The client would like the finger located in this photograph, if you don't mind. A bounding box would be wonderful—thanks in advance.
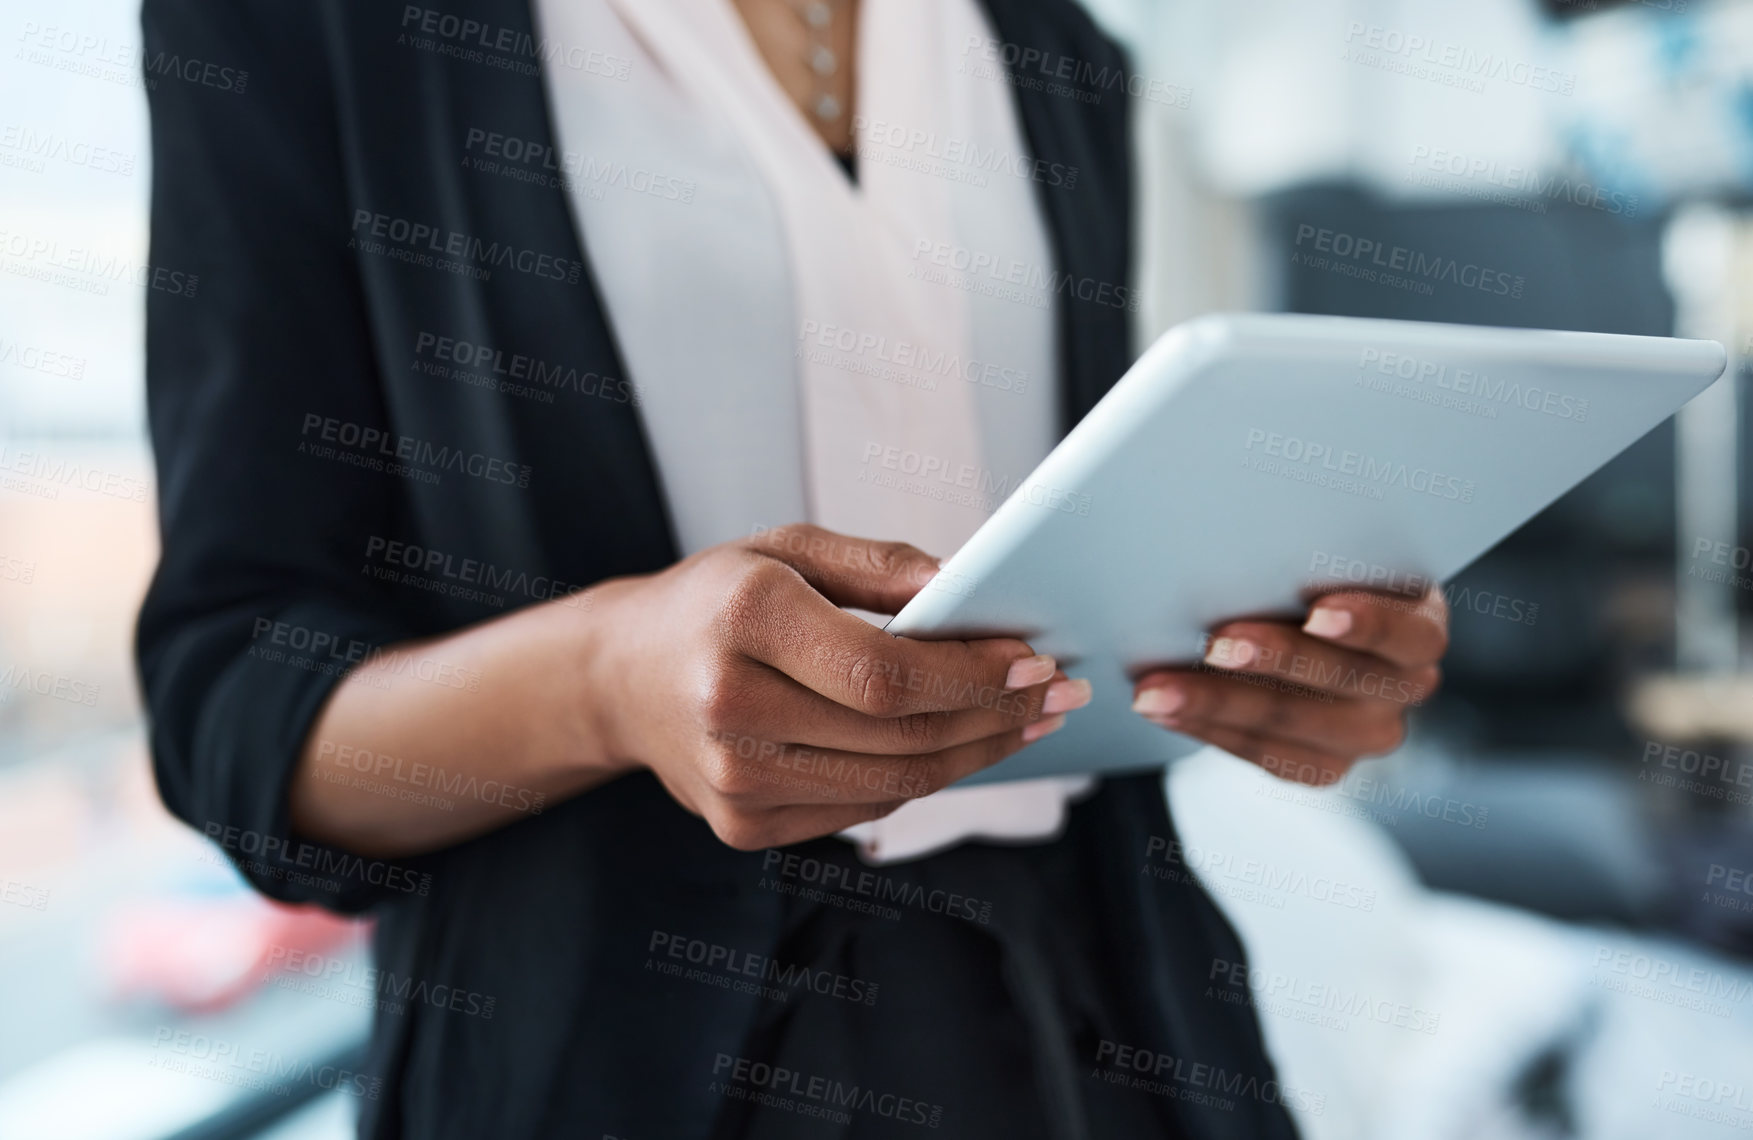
[731,561,1052,717]
[738,720,1062,844]
[702,719,1059,813]
[1131,670,1406,756]
[743,523,942,615]
[1199,620,1438,706]
[1302,586,1449,669]
[726,665,1085,756]
[1156,721,1355,788]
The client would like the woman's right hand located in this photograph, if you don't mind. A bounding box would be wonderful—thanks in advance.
[580,524,1089,850]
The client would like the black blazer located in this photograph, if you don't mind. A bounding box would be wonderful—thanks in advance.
[137,2,1293,1137]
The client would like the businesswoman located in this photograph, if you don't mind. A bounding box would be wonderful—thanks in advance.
[137,0,1446,1136]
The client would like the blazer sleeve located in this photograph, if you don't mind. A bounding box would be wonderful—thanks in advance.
[135,0,422,912]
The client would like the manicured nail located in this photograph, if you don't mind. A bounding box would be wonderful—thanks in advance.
[1005,654,1056,690]
[1204,637,1256,669]
[1042,678,1092,715]
[1022,713,1066,742]
[1303,607,1352,640]
[1132,686,1185,717]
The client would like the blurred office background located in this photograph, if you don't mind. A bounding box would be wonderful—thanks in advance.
[4,0,1753,1136]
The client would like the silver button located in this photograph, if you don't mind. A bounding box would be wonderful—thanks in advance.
[810,45,837,77]
[814,93,842,121]
[803,1,832,30]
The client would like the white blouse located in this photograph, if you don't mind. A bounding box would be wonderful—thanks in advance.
[535,0,1094,862]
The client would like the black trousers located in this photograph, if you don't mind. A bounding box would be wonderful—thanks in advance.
[711,788,1294,1140]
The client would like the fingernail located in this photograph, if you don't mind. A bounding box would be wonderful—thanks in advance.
[1022,713,1066,742]
[1005,654,1056,690]
[1204,637,1256,669]
[1303,607,1352,639]
[1042,678,1092,715]
[1133,686,1185,716]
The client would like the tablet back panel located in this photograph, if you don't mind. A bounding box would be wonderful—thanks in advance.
[885,313,1726,783]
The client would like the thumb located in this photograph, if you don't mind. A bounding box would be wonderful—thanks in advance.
[744,524,941,615]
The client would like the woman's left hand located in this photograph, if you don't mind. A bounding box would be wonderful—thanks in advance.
[1132,587,1448,786]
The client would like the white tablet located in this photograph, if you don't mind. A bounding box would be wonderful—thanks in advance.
[885,313,1726,784]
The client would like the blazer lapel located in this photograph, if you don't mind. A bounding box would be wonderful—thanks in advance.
[359,0,681,572]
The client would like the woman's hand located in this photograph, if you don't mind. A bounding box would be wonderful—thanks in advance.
[582,524,1088,850]
[1131,588,1448,786]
